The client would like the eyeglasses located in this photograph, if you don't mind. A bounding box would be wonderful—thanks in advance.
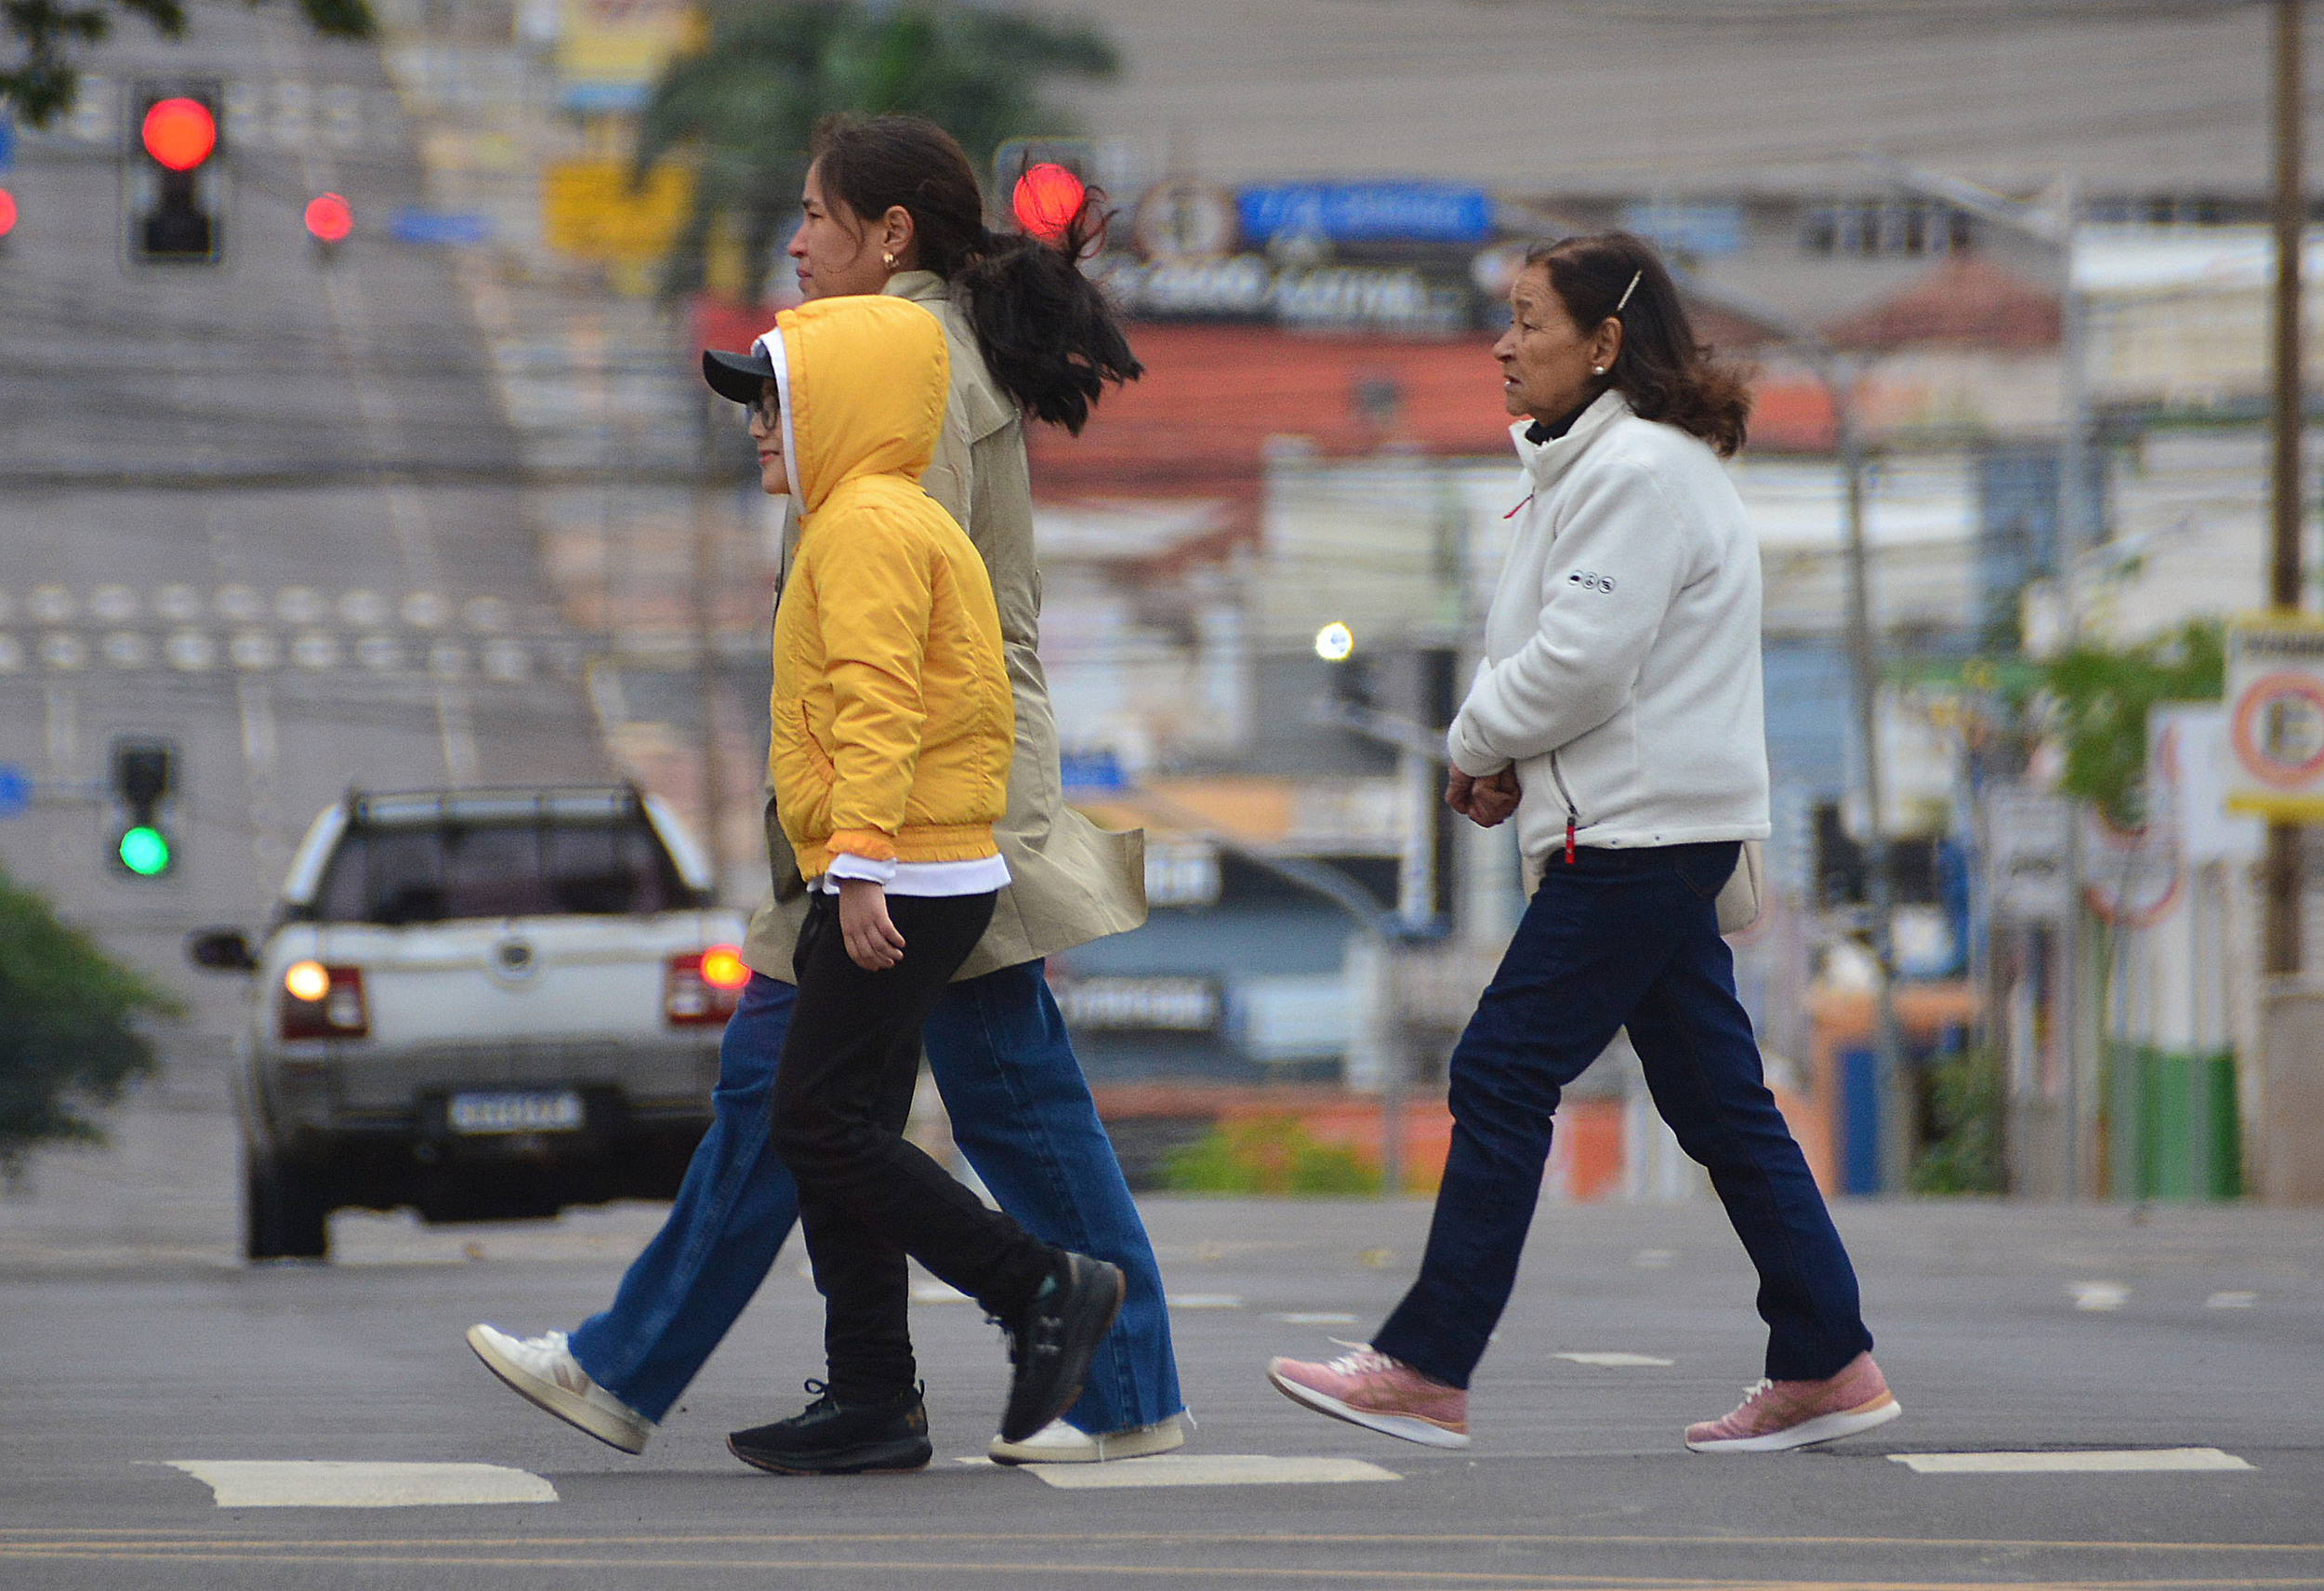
[745,391,780,429]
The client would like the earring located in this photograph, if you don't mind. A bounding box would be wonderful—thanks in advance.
[1591,365,1605,375]
[882,251,896,270]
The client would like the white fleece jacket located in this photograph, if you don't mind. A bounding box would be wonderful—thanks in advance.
[1447,391,1770,861]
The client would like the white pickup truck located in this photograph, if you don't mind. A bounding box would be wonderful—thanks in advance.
[189,786,750,1261]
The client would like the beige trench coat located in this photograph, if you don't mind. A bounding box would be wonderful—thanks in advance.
[739,271,1147,984]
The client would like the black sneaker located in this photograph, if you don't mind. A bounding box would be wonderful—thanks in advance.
[997,1252,1126,1443]
[727,1382,932,1476]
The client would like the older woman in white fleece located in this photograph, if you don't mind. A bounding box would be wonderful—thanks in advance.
[1268,232,1899,1457]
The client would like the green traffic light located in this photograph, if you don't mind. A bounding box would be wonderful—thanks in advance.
[118,825,171,876]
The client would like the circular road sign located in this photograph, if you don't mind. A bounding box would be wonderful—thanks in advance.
[2230,669,2324,789]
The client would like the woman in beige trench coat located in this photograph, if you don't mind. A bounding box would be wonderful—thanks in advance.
[466,113,1185,1474]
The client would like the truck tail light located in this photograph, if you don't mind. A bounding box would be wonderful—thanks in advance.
[666,944,747,1027]
[280,961,368,1041]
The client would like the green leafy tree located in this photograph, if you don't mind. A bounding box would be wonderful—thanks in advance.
[2036,617,2225,827]
[633,0,1119,303]
[0,867,177,1184]
[3,0,374,128]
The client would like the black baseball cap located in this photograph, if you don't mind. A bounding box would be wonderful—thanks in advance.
[702,346,774,404]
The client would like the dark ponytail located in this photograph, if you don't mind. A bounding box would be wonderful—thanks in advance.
[1526,232,1753,458]
[810,113,1142,435]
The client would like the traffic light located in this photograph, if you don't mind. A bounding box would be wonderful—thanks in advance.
[109,739,178,879]
[992,139,1093,245]
[305,192,352,258]
[126,82,222,265]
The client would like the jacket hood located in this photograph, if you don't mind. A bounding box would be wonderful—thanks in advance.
[753,295,949,515]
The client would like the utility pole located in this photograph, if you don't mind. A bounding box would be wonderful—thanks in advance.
[1834,376,1912,1190]
[1644,259,1911,1190]
[2055,178,2093,1197]
[2266,0,2307,979]
[1862,154,2103,1194]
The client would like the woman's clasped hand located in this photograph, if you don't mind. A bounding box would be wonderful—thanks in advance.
[1446,767,1521,828]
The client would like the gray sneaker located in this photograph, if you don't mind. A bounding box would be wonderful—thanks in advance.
[988,1411,1193,1465]
[465,1324,653,1454]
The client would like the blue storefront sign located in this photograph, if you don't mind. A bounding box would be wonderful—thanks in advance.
[1237,182,1494,246]
[561,83,651,115]
[389,207,495,246]
[1618,200,1746,259]
[0,764,32,818]
[1058,749,1126,791]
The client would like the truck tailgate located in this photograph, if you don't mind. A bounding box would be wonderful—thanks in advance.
[290,913,742,1049]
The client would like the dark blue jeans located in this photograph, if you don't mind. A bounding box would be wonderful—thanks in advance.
[566,961,1182,1431]
[1373,842,1873,1390]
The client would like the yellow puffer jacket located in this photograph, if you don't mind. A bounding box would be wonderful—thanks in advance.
[765,295,1013,880]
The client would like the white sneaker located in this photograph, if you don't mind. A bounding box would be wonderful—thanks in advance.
[465,1324,652,1455]
[988,1411,1192,1465]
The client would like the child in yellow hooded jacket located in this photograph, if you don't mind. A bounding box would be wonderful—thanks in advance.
[702,294,1124,1473]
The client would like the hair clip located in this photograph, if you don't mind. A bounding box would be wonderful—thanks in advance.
[1614,270,1643,312]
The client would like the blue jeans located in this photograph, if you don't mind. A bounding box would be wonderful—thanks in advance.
[1373,842,1873,1390]
[567,961,1182,1433]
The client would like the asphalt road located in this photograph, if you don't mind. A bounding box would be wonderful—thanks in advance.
[4,8,2319,1587]
[3,1064,2318,1591]
[0,2,610,1045]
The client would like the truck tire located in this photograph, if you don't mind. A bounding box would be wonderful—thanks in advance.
[245,1154,330,1262]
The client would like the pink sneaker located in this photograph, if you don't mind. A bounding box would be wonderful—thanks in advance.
[1684,1351,1901,1452]
[1267,1346,1470,1449]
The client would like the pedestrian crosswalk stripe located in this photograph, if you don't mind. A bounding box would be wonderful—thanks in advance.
[1889,1448,2251,1475]
[2069,1280,2129,1311]
[1020,1454,1399,1489]
[165,1461,558,1507]
[1556,1351,1674,1367]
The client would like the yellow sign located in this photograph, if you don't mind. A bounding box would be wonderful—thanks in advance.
[2225,616,2324,821]
[557,0,697,110]
[542,160,693,262]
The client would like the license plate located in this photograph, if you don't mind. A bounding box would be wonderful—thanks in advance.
[447,1091,584,1135]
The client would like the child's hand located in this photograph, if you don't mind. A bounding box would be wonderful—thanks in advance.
[837,877,906,970]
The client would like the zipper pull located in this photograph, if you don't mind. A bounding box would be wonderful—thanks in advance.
[1565,818,1577,866]
[1503,492,1534,521]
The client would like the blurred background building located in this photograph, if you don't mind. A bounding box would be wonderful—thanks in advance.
[5,0,2320,1201]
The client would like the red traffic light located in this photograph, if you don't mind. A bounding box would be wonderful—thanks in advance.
[1010,163,1087,245]
[305,192,353,244]
[0,190,16,238]
[141,98,217,172]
